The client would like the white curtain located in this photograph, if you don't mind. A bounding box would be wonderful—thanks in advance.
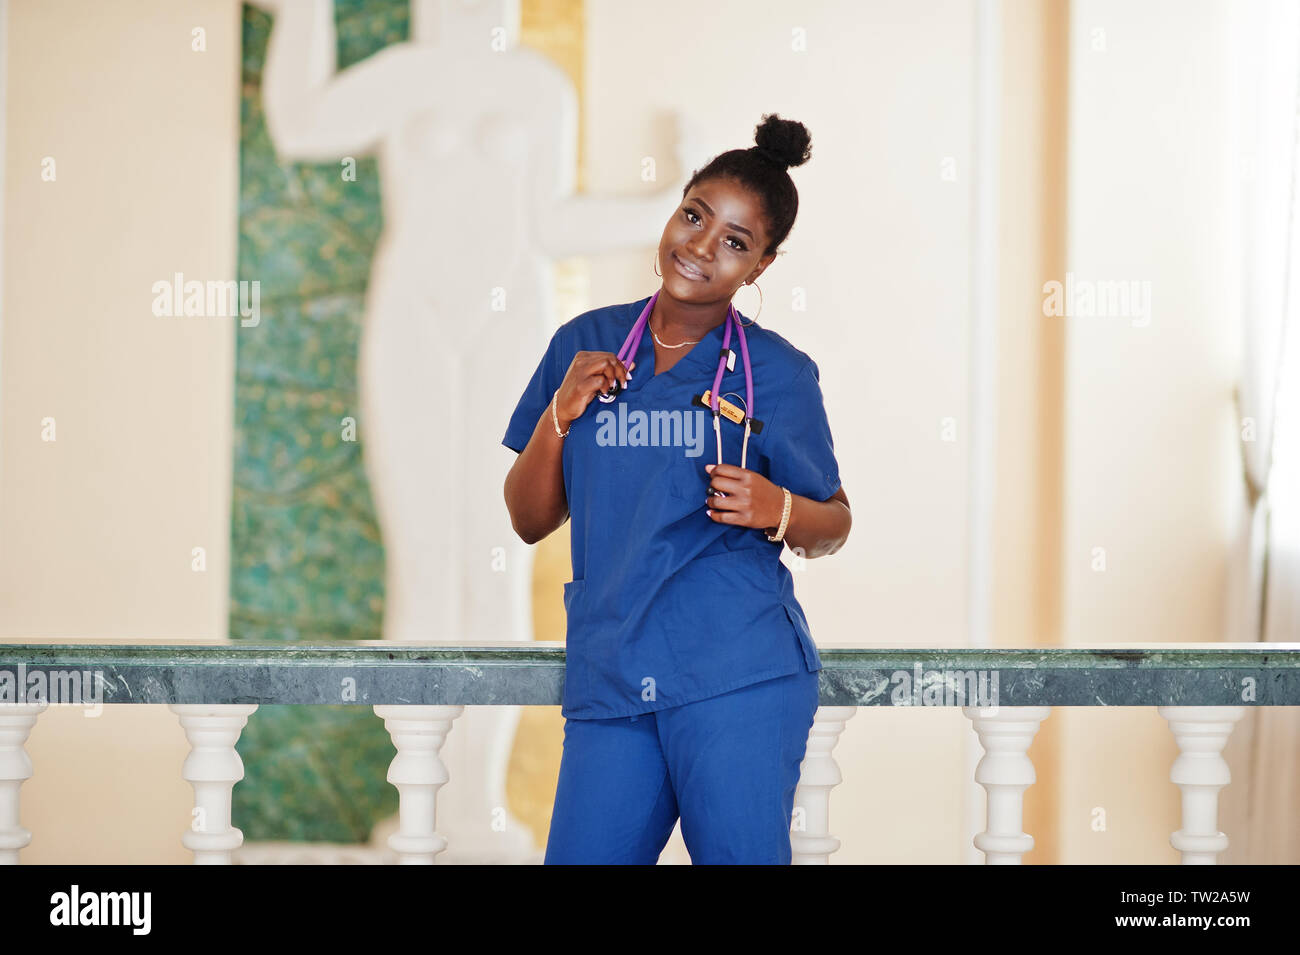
[1223,0,1300,864]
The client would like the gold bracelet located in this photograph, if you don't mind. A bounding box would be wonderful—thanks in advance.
[551,390,570,437]
[766,487,792,542]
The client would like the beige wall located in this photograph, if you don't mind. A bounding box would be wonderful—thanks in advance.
[2,0,240,862]
[1058,0,1237,863]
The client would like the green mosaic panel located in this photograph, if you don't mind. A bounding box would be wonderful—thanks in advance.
[232,1,409,843]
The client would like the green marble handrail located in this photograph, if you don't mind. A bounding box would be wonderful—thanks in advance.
[1,640,1297,707]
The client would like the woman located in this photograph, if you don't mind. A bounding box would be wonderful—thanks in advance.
[502,114,851,864]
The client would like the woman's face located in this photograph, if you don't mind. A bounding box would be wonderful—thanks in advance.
[657,177,775,304]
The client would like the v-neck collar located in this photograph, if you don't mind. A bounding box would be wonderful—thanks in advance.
[625,294,758,388]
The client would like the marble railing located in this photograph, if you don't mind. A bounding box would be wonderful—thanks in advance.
[2,640,1297,865]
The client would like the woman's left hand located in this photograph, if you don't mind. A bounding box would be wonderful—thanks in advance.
[703,463,784,531]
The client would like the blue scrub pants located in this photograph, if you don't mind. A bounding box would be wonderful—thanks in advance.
[544,669,820,865]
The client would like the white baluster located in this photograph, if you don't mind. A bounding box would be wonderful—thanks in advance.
[1158,705,1244,864]
[373,704,464,864]
[0,703,48,864]
[791,705,856,864]
[169,704,258,865]
[964,705,1050,864]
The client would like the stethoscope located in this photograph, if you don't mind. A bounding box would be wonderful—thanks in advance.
[597,290,763,470]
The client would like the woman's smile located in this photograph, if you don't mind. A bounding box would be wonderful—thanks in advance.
[671,251,709,282]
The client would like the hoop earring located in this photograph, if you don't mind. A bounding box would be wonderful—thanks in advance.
[653,253,662,277]
[733,281,761,324]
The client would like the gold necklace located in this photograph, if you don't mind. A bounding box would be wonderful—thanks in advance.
[651,315,700,349]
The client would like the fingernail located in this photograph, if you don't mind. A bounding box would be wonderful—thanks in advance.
[705,464,714,472]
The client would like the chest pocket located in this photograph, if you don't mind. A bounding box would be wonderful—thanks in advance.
[669,452,712,502]
[667,411,766,501]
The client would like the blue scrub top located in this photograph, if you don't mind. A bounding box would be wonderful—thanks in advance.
[502,294,842,720]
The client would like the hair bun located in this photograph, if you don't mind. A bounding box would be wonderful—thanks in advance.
[752,113,812,170]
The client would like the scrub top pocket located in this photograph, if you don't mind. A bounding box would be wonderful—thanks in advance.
[666,414,759,502]
[560,578,589,707]
[562,578,585,608]
[668,453,712,502]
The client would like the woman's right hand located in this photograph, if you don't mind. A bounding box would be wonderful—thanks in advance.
[553,353,634,428]
[554,352,637,427]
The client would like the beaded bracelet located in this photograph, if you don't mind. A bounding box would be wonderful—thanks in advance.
[551,390,570,438]
[766,487,792,542]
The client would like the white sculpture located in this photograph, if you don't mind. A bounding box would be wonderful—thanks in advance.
[252,0,700,861]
